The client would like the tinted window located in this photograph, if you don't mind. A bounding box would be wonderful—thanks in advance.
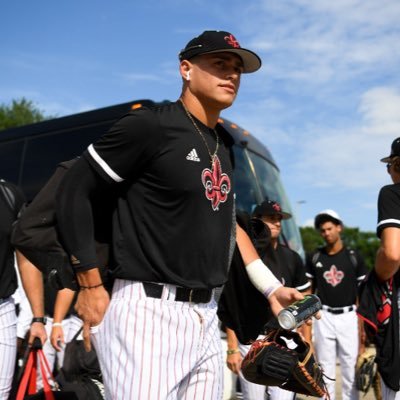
[21,125,108,200]
[0,140,24,185]
[233,145,303,257]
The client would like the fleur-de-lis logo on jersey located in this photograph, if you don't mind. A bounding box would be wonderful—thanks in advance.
[323,265,344,287]
[224,34,240,48]
[201,155,231,211]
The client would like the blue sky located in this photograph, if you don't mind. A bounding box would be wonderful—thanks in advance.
[1,0,400,231]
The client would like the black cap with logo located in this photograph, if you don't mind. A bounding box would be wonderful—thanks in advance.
[179,30,261,73]
[252,200,292,220]
[381,137,400,163]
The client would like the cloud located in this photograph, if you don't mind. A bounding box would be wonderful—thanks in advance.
[294,86,400,189]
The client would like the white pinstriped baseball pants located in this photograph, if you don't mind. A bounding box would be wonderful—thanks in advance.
[91,279,223,400]
[0,298,17,400]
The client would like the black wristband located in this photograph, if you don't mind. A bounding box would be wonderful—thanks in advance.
[79,282,104,290]
[31,317,47,325]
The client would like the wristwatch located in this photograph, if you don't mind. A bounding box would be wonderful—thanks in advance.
[31,317,47,325]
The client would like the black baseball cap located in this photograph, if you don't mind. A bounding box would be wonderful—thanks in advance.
[381,137,400,163]
[252,200,292,220]
[179,30,261,73]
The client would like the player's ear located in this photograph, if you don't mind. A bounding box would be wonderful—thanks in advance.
[180,60,192,81]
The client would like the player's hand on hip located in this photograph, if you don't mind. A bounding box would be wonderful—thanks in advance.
[29,322,48,346]
[268,286,304,317]
[75,286,110,351]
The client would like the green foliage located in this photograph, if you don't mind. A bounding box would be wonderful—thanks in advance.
[0,98,52,131]
[299,226,380,270]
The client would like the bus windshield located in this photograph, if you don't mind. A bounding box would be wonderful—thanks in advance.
[233,145,304,258]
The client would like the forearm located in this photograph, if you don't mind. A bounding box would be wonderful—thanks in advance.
[53,288,76,322]
[236,224,282,297]
[55,158,101,271]
[16,250,44,317]
[226,327,240,351]
[375,246,400,281]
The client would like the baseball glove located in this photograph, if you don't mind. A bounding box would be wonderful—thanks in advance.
[355,348,377,393]
[241,329,327,397]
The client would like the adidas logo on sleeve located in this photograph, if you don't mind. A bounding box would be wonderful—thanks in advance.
[186,148,200,162]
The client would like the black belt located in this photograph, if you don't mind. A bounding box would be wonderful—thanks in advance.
[142,282,213,304]
[322,305,355,314]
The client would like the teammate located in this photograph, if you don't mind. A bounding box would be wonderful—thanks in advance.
[225,200,310,400]
[55,30,303,400]
[306,210,368,400]
[374,137,400,399]
[0,179,25,399]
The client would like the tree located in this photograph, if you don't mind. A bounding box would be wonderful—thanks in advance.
[299,226,380,270]
[0,98,52,131]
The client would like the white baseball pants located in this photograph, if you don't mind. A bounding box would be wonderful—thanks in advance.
[313,309,359,400]
[91,279,223,400]
[0,298,17,400]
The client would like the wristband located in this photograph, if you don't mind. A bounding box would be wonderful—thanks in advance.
[227,348,240,355]
[79,282,104,290]
[31,317,47,325]
[52,322,63,328]
[245,259,283,298]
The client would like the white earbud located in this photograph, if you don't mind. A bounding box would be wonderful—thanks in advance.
[186,70,191,81]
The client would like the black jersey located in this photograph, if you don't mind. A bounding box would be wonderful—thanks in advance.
[305,247,368,307]
[0,181,25,299]
[262,245,310,292]
[83,101,235,289]
[377,183,400,238]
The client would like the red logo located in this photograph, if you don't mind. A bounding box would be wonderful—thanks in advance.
[377,279,393,325]
[201,155,231,211]
[272,202,281,212]
[323,265,344,287]
[224,34,240,48]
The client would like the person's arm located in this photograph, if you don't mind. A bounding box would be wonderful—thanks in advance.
[375,227,400,281]
[56,158,110,351]
[225,327,242,375]
[236,224,303,317]
[51,288,76,351]
[15,250,47,345]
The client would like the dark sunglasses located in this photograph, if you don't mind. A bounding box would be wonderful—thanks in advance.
[387,163,393,171]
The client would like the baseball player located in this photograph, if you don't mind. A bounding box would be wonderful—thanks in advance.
[0,179,25,399]
[56,30,303,400]
[374,137,400,400]
[225,200,310,400]
[306,210,368,400]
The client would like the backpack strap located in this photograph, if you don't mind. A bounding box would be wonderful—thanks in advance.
[311,250,321,266]
[347,248,358,269]
[0,179,16,215]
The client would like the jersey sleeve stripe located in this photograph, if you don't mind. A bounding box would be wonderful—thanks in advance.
[357,275,366,281]
[377,218,400,228]
[88,144,124,182]
[296,282,311,291]
[306,272,314,279]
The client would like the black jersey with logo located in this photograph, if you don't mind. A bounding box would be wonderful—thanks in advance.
[262,245,310,292]
[305,247,368,307]
[83,101,235,289]
[377,183,400,238]
[0,181,25,299]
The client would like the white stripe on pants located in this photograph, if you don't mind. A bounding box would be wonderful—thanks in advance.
[91,279,223,400]
[238,341,296,400]
[0,298,17,400]
[313,309,358,400]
